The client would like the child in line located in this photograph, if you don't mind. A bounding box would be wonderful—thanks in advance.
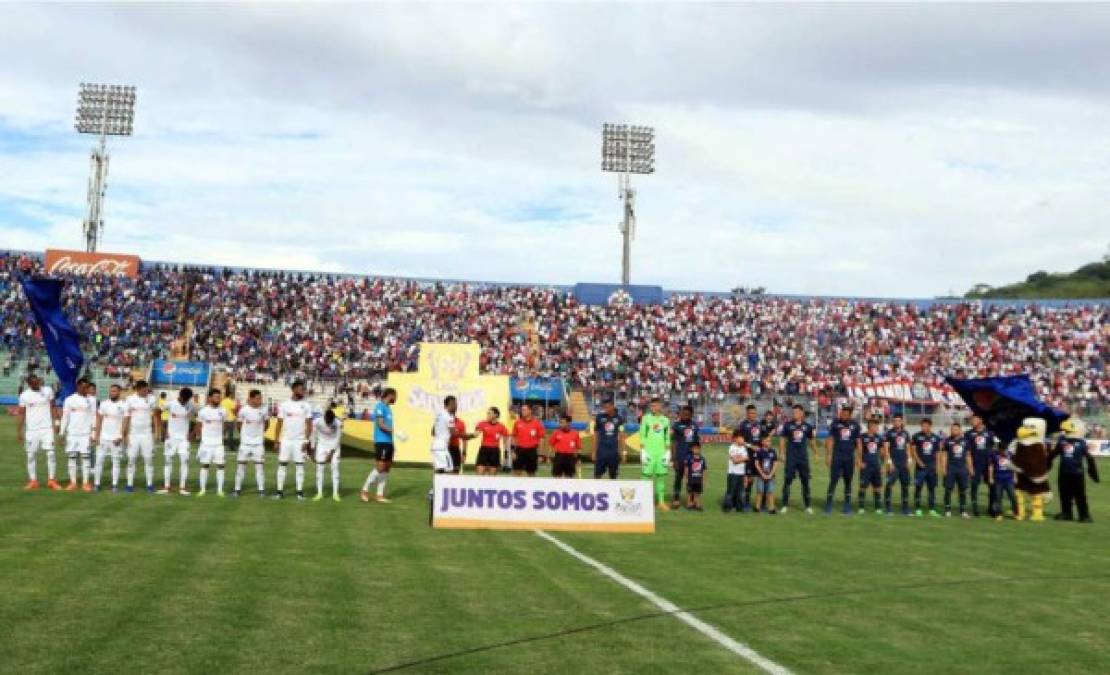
[723,431,748,512]
[684,443,707,511]
[988,445,1017,520]
[754,435,780,514]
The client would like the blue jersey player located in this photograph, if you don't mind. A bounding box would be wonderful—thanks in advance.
[824,406,861,515]
[941,423,974,518]
[964,415,996,516]
[778,404,815,514]
[671,405,700,508]
[883,414,913,515]
[911,419,942,517]
[857,419,886,514]
[736,405,763,511]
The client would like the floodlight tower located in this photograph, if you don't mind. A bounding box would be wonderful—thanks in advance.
[75,83,136,252]
[601,123,654,286]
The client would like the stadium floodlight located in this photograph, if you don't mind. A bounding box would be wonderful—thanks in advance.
[601,123,654,285]
[74,83,137,252]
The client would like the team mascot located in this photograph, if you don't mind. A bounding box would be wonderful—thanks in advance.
[1049,418,1099,523]
[1010,417,1052,521]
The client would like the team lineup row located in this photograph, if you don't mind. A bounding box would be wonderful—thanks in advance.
[16,377,347,500]
[16,377,1099,521]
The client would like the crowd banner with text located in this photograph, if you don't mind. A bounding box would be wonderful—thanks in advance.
[44,249,140,278]
[387,342,510,465]
[432,474,656,533]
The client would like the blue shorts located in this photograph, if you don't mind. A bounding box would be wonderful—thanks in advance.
[945,472,970,491]
[860,464,882,488]
[757,477,775,494]
[594,453,620,479]
[784,457,810,482]
[914,468,938,488]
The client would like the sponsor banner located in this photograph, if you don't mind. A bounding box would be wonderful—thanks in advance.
[149,359,212,388]
[510,376,564,402]
[44,249,140,278]
[1091,440,1110,458]
[388,343,510,464]
[432,474,655,533]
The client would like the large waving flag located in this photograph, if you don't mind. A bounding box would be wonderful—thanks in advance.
[944,374,1068,444]
[20,276,85,399]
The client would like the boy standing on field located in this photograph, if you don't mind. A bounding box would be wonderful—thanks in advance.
[723,430,748,513]
[684,443,706,511]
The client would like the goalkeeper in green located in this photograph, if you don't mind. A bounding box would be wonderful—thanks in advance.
[639,398,672,511]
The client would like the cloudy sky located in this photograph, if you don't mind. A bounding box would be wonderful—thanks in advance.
[1,3,1108,297]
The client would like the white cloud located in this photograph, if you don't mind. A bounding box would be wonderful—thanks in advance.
[0,4,1107,296]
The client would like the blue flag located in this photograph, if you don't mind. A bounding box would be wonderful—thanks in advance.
[20,276,85,399]
[944,374,1068,444]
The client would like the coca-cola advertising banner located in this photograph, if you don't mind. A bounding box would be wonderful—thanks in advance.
[44,249,140,278]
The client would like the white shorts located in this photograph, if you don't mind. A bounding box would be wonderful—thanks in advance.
[197,443,226,465]
[164,437,191,458]
[65,435,91,456]
[127,435,154,460]
[314,444,340,464]
[431,448,454,472]
[97,440,123,460]
[24,429,55,454]
[278,439,305,463]
[237,442,265,463]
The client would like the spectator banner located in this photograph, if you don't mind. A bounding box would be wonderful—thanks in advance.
[388,342,510,465]
[44,249,139,278]
[149,359,212,388]
[432,474,655,533]
[510,377,564,402]
[1090,440,1110,458]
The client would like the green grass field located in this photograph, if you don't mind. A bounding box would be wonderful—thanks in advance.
[2,415,1108,674]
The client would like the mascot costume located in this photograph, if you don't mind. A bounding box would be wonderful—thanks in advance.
[1010,418,1052,521]
[1048,418,1099,523]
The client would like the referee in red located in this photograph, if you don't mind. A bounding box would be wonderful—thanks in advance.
[511,403,545,477]
[549,415,582,478]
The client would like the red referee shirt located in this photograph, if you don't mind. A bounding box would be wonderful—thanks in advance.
[512,418,545,449]
[550,429,582,455]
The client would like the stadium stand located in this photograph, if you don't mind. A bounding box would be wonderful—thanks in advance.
[2,251,1107,423]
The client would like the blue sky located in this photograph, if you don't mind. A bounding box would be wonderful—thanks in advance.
[1,3,1108,296]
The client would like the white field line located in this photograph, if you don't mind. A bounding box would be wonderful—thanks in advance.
[534,530,792,675]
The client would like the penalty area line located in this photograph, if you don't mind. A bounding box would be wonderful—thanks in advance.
[534,530,792,675]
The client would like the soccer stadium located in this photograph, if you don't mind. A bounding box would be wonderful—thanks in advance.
[2,4,1109,675]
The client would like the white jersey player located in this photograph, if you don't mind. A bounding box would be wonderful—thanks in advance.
[122,380,159,493]
[234,389,268,497]
[17,374,59,490]
[427,395,459,500]
[273,380,313,500]
[196,389,228,497]
[94,385,127,491]
[311,408,343,502]
[59,379,96,491]
[160,388,196,495]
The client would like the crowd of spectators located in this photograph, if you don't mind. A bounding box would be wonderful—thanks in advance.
[2,252,1107,414]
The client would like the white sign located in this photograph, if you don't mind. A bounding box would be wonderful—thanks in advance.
[432,475,655,533]
[1090,440,1110,458]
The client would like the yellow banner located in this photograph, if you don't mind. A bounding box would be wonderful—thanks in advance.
[384,342,510,465]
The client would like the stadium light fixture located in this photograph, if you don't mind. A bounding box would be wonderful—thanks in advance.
[74,83,137,252]
[601,123,654,285]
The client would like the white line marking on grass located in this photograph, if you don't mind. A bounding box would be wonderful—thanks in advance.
[534,530,792,675]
